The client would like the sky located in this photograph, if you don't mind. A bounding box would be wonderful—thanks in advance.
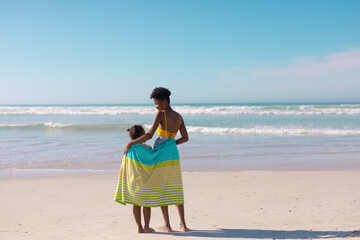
[0,0,359,104]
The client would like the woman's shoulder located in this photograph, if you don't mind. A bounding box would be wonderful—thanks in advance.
[168,108,181,116]
[174,110,182,120]
[155,110,165,119]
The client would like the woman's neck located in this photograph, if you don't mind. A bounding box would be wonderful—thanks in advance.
[163,105,172,111]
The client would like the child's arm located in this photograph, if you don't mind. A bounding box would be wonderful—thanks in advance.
[123,111,163,154]
[140,143,152,149]
[176,116,189,145]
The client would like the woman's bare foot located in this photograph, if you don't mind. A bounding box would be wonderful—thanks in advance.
[158,225,172,232]
[137,227,144,233]
[143,227,155,233]
[179,223,189,231]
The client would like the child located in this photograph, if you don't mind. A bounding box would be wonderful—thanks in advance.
[126,125,154,233]
[124,87,189,232]
[127,125,152,149]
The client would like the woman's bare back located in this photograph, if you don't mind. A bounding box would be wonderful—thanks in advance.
[159,109,182,133]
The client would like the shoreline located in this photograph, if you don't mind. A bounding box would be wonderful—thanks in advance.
[1,171,360,239]
[2,162,360,179]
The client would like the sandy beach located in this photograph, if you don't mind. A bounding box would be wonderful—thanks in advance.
[1,171,360,240]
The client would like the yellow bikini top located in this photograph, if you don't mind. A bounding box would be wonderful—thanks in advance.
[157,110,182,138]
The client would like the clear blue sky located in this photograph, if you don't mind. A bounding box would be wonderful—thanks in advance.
[1,0,359,104]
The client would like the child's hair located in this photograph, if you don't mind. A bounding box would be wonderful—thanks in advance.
[127,125,145,140]
[150,87,171,104]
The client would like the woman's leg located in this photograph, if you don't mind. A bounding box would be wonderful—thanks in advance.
[158,206,172,232]
[133,205,144,233]
[177,205,189,231]
[143,207,154,233]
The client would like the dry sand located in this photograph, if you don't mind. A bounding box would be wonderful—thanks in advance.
[1,171,360,240]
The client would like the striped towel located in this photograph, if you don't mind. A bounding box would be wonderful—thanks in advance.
[114,139,184,207]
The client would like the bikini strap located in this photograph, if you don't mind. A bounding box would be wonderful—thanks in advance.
[162,110,167,131]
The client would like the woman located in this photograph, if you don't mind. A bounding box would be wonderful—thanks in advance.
[123,87,189,232]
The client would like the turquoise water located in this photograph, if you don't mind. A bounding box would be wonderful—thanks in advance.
[1,103,360,177]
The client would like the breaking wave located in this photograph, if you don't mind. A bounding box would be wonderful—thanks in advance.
[1,104,360,115]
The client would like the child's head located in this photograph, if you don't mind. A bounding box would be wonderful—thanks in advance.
[127,125,145,140]
[150,87,171,110]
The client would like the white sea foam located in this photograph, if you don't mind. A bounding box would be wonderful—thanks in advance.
[0,106,157,115]
[1,104,360,115]
[1,122,359,135]
[44,122,72,128]
[0,122,126,131]
[0,122,72,128]
[2,123,358,135]
[146,124,360,136]
[0,123,28,127]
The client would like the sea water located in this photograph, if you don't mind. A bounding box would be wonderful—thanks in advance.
[1,103,360,177]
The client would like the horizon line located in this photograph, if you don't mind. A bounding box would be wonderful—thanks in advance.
[1,100,360,106]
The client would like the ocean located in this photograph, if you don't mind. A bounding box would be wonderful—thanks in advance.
[1,103,360,177]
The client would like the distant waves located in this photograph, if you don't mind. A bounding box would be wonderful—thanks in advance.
[1,122,359,136]
[1,104,360,115]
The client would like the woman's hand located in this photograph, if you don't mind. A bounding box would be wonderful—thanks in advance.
[124,142,133,155]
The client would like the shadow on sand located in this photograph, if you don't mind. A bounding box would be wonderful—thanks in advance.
[152,228,360,239]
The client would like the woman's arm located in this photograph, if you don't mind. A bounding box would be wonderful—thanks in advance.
[123,111,163,154]
[176,116,189,145]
